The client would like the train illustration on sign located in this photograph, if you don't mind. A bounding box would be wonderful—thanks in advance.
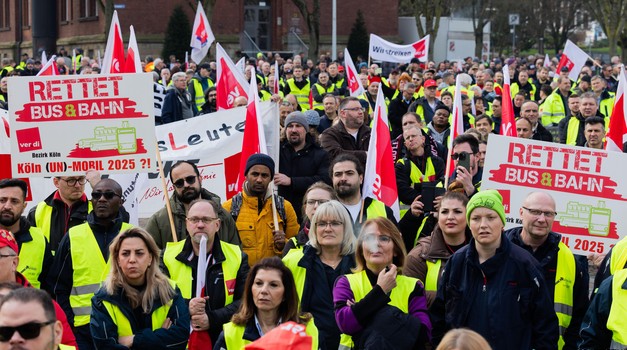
[77,121,137,154]
[556,200,611,236]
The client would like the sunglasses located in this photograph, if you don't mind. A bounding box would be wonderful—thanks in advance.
[173,175,197,188]
[0,320,55,341]
[91,191,121,200]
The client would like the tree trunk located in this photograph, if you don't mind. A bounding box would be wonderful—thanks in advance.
[202,0,217,22]
[308,15,319,59]
[474,26,484,58]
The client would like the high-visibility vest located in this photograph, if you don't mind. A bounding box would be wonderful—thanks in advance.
[68,222,133,326]
[59,344,76,349]
[162,239,242,301]
[282,249,306,298]
[607,268,627,348]
[338,270,418,349]
[554,241,576,350]
[599,93,615,119]
[17,227,47,289]
[34,200,93,250]
[312,83,335,110]
[190,79,206,110]
[286,79,311,111]
[610,238,627,275]
[101,280,177,337]
[365,200,387,220]
[259,89,272,102]
[396,158,437,204]
[510,80,537,101]
[223,318,319,349]
[565,117,581,146]
[425,259,442,292]
[541,90,567,126]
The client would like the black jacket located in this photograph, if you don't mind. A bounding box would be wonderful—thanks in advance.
[388,94,416,139]
[579,274,622,349]
[161,88,194,124]
[395,152,445,206]
[319,120,371,168]
[533,122,555,142]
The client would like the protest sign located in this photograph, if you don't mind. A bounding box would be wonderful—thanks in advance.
[369,34,429,63]
[8,73,157,176]
[482,135,627,255]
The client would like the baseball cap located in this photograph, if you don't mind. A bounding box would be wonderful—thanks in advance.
[424,79,437,88]
[0,230,18,254]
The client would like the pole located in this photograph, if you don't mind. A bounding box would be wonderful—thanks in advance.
[332,0,337,61]
[155,144,178,242]
[512,25,516,53]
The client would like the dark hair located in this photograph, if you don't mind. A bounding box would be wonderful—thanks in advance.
[516,116,533,128]
[169,161,201,183]
[231,257,311,326]
[0,178,28,200]
[493,96,502,104]
[452,134,479,154]
[0,288,56,322]
[0,282,22,293]
[440,91,453,99]
[330,153,364,177]
[585,116,606,128]
[339,96,360,110]
[401,112,422,124]
[441,191,469,207]
[474,114,492,125]
[301,182,338,222]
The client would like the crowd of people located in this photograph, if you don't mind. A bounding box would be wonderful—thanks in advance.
[0,46,626,350]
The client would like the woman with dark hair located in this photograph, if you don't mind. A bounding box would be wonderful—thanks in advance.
[334,217,431,349]
[214,257,318,349]
[90,227,189,349]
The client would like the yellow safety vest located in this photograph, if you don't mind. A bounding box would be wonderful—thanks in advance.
[312,83,335,110]
[339,270,418,349]
[365,200,387,220]
[554,241,576,350]
[59,344,76,349]
[162,239,242,301]
[541,90,567,126]
[17,227,47,289]
[565,117,581,146]
[607,268,627,347]
[260,89,272,102]
[101,280,176,337]
[34,200,93,250]
[286,79,311,111]
[425,259,442,292]
[510,80,537,101]
[282,249,306,299]
[610,238,627,275]
[69,222,133,326]
[191,79,206,110]
[223,318,319,349]
[396,158,437,203]
[599,93,615,119]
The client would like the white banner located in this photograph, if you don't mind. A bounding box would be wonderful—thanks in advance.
[369,34,429,63]
[482,135,627,255]
[153,82,167,118]
[8,73,157,176]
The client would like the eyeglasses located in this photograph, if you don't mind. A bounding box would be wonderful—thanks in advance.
[0,320,55,342]
[187,217,219,225]
[451,152,472,160]
[306,199,329,206]
[462,103,472,107]
[91,191,121,200]
[522,206,557,218]
[317,221,343,228]
[173,175,197,188]
[0,254,16,259]
[59,177,87,186]
[342,107,365,113]
[364,234,392,244]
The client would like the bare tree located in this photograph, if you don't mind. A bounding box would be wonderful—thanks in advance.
[468,0,495,58]
[409,0,448,57]
[588,0,627,57]
[290,0,321,59]
[97,0,115,37]
[540,0,582,54]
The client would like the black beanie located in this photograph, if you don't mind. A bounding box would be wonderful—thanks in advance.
[245,153,275,179]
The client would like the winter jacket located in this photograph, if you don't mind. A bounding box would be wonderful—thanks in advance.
[161,88,194,124]
[319,120,371,168]
[579,272,626,349]
[145,188,240,250]
[388,94,417,139]
[394,153,445,206]
[430,234,559,350]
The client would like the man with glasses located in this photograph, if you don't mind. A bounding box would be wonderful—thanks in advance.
[146,160,239,250]
[505,192,589,350]
[320,96,371,168]
[161,199,249,344]
[48,178,132,350]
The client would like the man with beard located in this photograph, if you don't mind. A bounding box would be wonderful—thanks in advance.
[146,161,239,250]
[223,154,299,266]
[48,179,132,349]
[427,105,451,151]
[320,97,371,168]
[276,112,330,223]
[161,199,249,345]
[331,153,396,234]
[0,179,52,290]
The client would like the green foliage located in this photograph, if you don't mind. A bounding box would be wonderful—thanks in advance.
[162,6,192,62]
[347,10,369,61]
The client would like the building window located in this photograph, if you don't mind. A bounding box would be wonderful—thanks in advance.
[0,0,9,29]
[60,0,70,22]
[80,0,97,19]
[22,0,30,27]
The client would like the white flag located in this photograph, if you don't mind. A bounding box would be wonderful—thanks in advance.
[369,34,429,63]
[556,40,590,81]
[190,2,215,64]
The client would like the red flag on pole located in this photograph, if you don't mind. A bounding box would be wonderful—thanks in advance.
[216,43,250,110]
[555,40,589,81]
[344,48,364,97]
[37,55,59,76]
[606,65,627,152]
[273,61,280,95]
[500,65,517,137]
[445,76,465,178]
[123,25,142,73]
[101,10,125,74]
[362,87,400,220]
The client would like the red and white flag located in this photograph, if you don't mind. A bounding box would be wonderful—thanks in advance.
[445,76,465,178]
[272,60,280,94]
[500,65,517,137]
[236,57,246,74]
[556,40,589,81]
[123,25,142,73]
[362,87,400,220]
[216,43,249,110]
[544,53,551,68]
[369,34,429,63]
[606,65,627,152]
[41,51,47,66]
[101,10,125,74]
[344,48,364,97]
[36,55,59,76]
[236,72,267,191]
[190,1,215,64]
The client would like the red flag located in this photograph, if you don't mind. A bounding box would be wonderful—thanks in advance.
[245,322,313,350]
[500,65,517,137]
[606,65,627,152]
[101,10,125,74]
[344,48,364,97]
[216,43,249,110]
[362,87,400,220]
[308,90,314,110]
[190,2,215,64]
[36,55,59,76]
[273,61,280,95]
[123,25,142,73]
[236,72,267,191]
[555,40,589,81]
[445,76,465,178]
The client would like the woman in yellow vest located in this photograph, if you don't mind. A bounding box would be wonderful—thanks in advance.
[405,192,471,307]
[214,257,319,349]
[90,228,189,349]
[283,200,356,349]
[333,217,432,349]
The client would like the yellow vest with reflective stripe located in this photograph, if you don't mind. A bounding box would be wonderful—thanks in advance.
[425,259,442,292]
[599,93,615,119]
[565,117,581,146]
[287,79,311,111]
[541,91,567,126]
[554,241,576,350]
[34,200,93,251]
[162,239,242,301]
[339,270,417,349]
[282,249,306,299]
[223,318,319,349]
[610,238,627,275]
[312,83,335,110]
[101,280,176,337]
[510,81,537,101]
[17,227,47,289]
[191,79,206,110]
[396,158,437,205]
[607,269,627,347]
[69,222,133,326]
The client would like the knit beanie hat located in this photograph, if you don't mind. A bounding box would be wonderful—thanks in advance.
[303,110,320,126]
[245,153,275,179]
[466,190,506,225]
[284,111,308,128]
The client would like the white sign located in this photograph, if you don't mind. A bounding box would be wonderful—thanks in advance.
[509,14,520,26]
[8,73,157,176]
[482,135,627,255]
[369,34,429,63]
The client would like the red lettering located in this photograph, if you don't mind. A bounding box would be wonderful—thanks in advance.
[507,142,525,163]
[28,81,45,100]
[168,132,188,151]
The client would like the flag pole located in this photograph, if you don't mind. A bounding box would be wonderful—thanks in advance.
[154,144,178,242]
[270,182,280,232]
[358,198,365,224]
